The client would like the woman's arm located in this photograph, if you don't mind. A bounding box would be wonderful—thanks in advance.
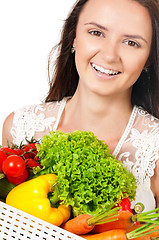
[151,160,159,208]
[2,112,14,146]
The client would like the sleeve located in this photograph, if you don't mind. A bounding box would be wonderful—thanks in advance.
[10,103,57,145]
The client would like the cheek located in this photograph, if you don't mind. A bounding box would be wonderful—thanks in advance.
[123,51,149,75]
[75,34,100,60]
[75,42,97,74]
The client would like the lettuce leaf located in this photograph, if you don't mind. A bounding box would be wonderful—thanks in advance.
[36,130,136,216]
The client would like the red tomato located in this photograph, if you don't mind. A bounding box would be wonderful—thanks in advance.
[22,143,38,159]
[0,147,18,156]
[7,169,29,185]
[26,158,41,169]
[0,150,7,172]
[14,148,25,156]
[2,155,26,177]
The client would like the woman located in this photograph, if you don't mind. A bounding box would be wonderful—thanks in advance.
[2,0,159,212]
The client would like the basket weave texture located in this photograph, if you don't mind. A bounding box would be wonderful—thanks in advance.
[0,201,84,240]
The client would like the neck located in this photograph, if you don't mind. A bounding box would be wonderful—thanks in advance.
[59,89,133,153]
[69,86,133,118]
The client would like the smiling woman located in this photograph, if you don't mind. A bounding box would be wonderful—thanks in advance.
[72,0,152,98]
[2,0,159,215]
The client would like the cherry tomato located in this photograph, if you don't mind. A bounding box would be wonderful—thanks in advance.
[0,147,18,156]
[26,158,41,169]
[22,143,38,159]
[0,150,7,172]
[7,169,29,185]
[14,148,25,156]
[2,155,26,177]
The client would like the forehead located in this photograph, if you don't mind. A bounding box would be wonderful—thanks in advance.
[78,0,152,37]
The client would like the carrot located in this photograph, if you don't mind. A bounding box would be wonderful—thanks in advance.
[128,224,159,238]
[92,210,133,233]
[148,225,159,237]
[61,207,119,235]
[62,207,159,236]
[93,207,159,233]
[130,236,150,240]
[81,229,127,240]
[81,232,151,240]
[61,214,94,235]
[126,222,159,237]
[126,223,144,233]
[80,228,155,240]
[80,221,159,239]
[128,223,159,239]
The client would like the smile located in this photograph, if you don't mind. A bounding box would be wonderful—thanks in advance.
[91,63,121,75]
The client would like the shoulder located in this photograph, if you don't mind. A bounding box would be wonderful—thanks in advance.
[13,99,67,116]
[10,99,66,145]
[135,105,159,129]
[13,101,58,114]
[12,100,66,122]
[130,105,159,157]
[3,99,67,145]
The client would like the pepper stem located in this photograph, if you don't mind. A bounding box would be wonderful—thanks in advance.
[48,182,60,206]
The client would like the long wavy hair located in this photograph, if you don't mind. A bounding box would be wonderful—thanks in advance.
[45,0,159,118]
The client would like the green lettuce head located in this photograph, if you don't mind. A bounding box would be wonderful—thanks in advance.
[36,130,136,216]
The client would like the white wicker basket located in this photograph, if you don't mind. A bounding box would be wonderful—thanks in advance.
[0,201,85,240]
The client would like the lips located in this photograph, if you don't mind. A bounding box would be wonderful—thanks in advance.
[91,63,121,76]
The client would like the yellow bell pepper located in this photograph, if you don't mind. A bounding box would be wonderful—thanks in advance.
[6,174,71,226]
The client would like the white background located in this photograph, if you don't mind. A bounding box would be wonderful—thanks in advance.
[0,0,75,145]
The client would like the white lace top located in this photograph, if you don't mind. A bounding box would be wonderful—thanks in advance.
[10,98,159,212]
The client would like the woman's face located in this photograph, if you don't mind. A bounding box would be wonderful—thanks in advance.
[73,0,152,98]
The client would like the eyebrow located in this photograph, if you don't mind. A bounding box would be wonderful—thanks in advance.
[123,34,148,44]
[84,22,148,44]
[84,22,107,31]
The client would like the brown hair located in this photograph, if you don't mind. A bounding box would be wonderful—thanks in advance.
[46,0,159,118]
[131,0,159,117]
[45,0,88,102]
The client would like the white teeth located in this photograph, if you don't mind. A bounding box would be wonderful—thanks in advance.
[92,63,119,75]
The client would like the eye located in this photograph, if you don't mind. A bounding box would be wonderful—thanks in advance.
[89,30,103,37]
[125,40,140,48]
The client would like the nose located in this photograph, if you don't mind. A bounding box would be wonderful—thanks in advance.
[101,39,120,63]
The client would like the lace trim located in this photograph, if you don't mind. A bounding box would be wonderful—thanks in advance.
[113,105,138,157]
[123,128,159,189]
[114,106,159,211]
[116,107,159,204]
[138,107,159,134]
[11,102,58,145]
